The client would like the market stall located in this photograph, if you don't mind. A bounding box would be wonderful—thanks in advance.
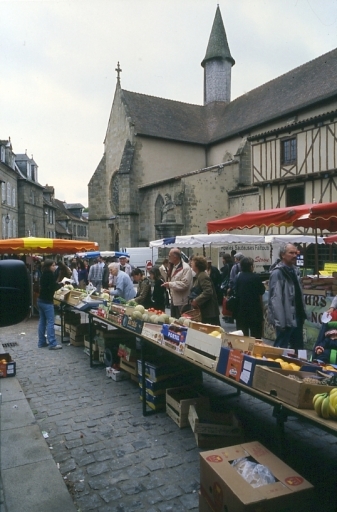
[149,233,324,273]
[0,237,100,313]
[207,204,337,349]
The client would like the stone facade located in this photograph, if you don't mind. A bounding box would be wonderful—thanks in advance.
[0,140,18,239]
[88,6,337,250]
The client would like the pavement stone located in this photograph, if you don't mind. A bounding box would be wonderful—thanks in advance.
[1,316,337,511]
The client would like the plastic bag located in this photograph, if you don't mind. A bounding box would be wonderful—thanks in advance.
[231,457,276,488]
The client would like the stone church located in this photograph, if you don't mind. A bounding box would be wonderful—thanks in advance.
[88,6,337,251]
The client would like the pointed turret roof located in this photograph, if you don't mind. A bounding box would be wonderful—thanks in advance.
[201,6,235,67]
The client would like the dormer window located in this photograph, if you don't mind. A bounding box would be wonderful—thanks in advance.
[27,163,32,179]
[0,146,5,162]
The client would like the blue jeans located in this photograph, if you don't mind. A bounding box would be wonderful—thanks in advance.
[37,299,57,347]
[274,317,304,350]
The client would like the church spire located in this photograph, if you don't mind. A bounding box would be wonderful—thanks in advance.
[201,6,235,105]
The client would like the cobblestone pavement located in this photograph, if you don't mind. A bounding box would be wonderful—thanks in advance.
[1,316,337,512]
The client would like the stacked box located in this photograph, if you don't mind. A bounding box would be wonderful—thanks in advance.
[139,385,166,411]
[69,323,89,346]
[138,359,202,412]
[64,310,81,325]
[83,336,99,360]
[120,358,138,375]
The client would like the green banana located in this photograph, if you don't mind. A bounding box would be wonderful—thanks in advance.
[313,393,327,416]
[321,395,331,419]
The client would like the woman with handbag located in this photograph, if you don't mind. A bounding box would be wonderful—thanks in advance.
[190,256,220,326]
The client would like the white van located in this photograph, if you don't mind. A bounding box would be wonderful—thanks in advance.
[120,247,159,270]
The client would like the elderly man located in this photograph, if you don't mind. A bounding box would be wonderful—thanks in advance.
[105,262,136,301]
[268,243,306,351]
[118,255,132,275]
[162,248,192,318]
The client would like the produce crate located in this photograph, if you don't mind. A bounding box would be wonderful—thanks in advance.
[0,353,16,378]
[119,358,138,376]
[65,290,84,306]
[166,386,209,428]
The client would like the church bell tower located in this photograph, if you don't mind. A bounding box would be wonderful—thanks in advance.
[201,6,235,105]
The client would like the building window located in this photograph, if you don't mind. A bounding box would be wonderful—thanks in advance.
[6,183,11,206]
[281,137,297,165]
[12,188,16,208]
[0,146,5,162]
[1,183,6,204]
[286,186,304,207]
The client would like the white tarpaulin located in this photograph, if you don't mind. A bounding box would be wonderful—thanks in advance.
[149,233,325,248]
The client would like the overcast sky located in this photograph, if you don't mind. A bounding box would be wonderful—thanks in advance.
[1,0,337,207]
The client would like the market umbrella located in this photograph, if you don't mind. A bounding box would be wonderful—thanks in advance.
[207,204,313,233]
[0,237,99,255]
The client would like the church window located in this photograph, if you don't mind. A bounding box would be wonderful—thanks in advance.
[286,185,304,207]
[281,137,297,165]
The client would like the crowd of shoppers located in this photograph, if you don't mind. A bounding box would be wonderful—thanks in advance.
[33,241,337,356]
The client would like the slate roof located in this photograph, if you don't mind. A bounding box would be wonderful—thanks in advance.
[201,5,235,67]
[122,90,206,144]
[121,47,337,146]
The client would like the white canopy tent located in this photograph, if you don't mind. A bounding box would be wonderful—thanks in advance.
[149,233,325,248]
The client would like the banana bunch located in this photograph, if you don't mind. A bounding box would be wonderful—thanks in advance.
[313,388,337,420]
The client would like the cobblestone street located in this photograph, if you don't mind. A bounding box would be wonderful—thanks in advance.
[1,316,337,511]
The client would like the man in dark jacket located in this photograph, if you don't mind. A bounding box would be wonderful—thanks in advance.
[206,258,222,304]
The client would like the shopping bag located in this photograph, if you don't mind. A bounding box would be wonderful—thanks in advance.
[226,295,238,315]
[222,297,232,317]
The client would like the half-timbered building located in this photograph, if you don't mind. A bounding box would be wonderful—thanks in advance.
[88,6,337,250]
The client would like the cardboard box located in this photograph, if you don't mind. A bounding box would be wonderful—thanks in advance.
[200,441,313,512]
[64,311,81,325]
[65,290,84,306]
[185,328,222,370]
[141,322,164,343]
[70,323,89,336]
[137,359,177,382]
[108,311,124,326]
[166,387,210,428]
[161,324,188,354]
[117,342,137,362]
[54,289,71,302]
[222,332,256,353]
[216,346,282,385]
[239,354,281,387]
[188,404,243,437]
[199,491,215,512]
[252,365,336,408]
[121,314,144,334]
[70,335,85,347]
[139,385,166,410]
[106,367,130,381]
[0,353,16,378]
